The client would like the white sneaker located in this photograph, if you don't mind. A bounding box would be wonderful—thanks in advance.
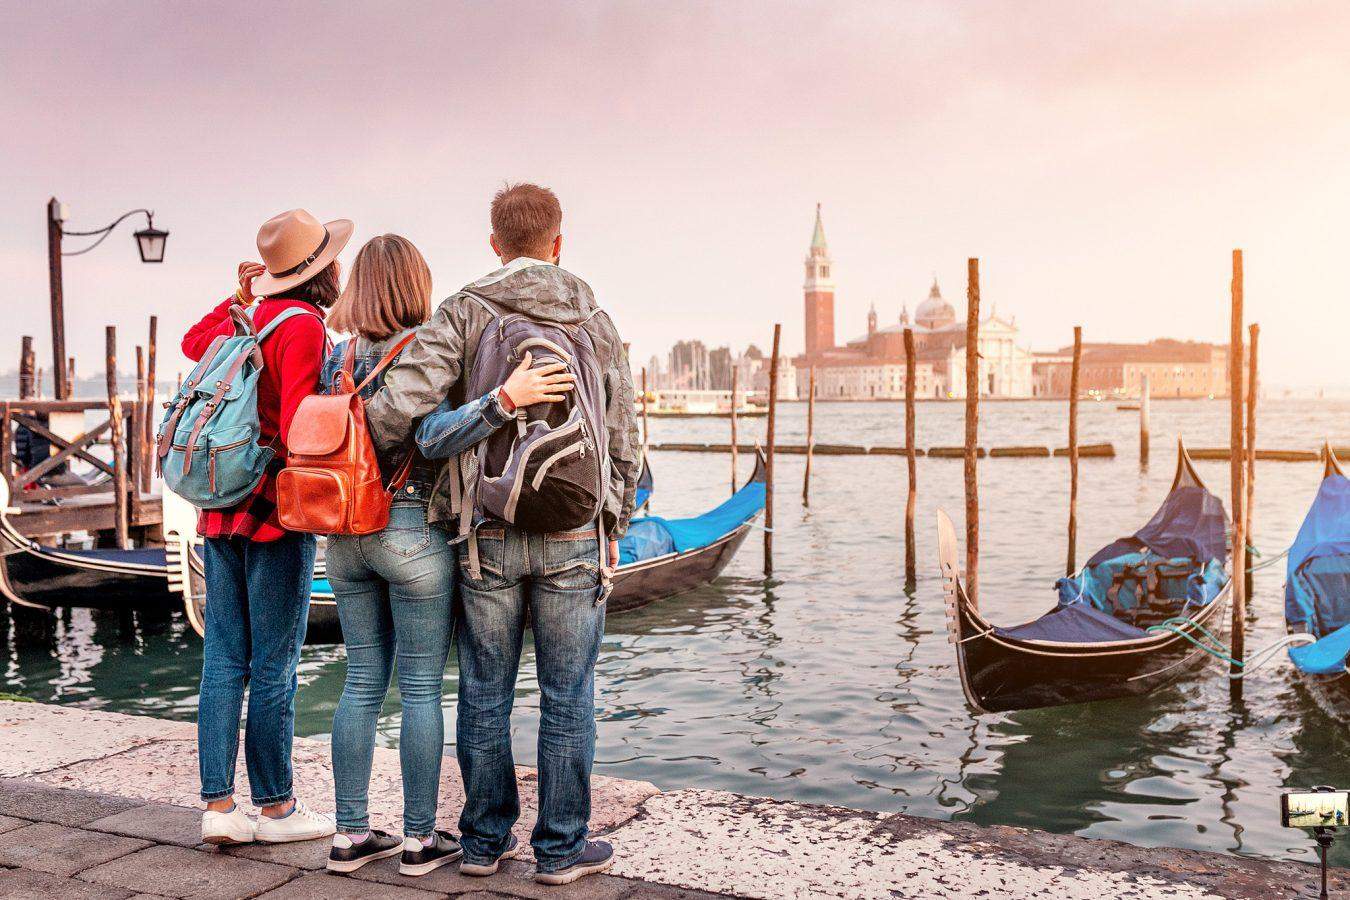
[201,805,256,846]
[255,798,336,844]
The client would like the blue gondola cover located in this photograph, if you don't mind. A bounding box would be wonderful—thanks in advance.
[995,604,1150,643]
[1285,471,1350,673]
[618,479,765,565]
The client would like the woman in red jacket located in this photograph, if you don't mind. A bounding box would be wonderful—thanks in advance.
[184,209,348,847]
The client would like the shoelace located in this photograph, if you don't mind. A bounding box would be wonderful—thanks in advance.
[292,800,329,823]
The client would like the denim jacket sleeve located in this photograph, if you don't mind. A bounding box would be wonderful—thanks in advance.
[414,389,512,459]
[319,342,347,395]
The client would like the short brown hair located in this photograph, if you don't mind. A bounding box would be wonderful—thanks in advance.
[326,234,432,340]
[275,260,341,308]
[490,183,562,260]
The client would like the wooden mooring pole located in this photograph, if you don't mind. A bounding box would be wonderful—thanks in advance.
[145,315,158,477]
[730,366,739,494]
[964,259,981,607]
[1139,374,1151,468]
[18,337,35,399]
[903,327,917,590]
[640,366,649,452]
[136,345,147,493]
[802,365,816,505]
[765,323,781,577]
[1244,323,1259,602]
[47,198,69,401]
[106,326,129,549]
[1066,326,1082,576]
[1229,250,1247,693]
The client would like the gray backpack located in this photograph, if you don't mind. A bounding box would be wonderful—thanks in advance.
[454,291,610,588]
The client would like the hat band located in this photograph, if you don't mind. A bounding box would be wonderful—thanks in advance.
[271,228,331,279]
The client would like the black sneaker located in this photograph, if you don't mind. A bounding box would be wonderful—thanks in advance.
[327,830,402,873]
[535,840,615,885]
[399,829,464,877]
[460,834,523,877]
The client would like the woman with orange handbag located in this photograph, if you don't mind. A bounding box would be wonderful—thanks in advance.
[319,234,573,877]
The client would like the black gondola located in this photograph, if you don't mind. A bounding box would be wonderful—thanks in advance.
[1282,444,1350,720]
[179,452,760,642]
[938,441,1233,713]
[0,477,175,611]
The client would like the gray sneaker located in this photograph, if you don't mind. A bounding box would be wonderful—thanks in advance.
[535,840,615,885]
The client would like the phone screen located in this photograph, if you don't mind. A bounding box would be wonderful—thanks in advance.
[1283,790,1350,828]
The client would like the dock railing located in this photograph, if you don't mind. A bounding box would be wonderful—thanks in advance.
[0,396,158,542]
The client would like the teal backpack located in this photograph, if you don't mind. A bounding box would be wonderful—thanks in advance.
[156,305,321,508]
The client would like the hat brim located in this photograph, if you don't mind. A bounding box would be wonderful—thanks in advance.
[251,219,355,297]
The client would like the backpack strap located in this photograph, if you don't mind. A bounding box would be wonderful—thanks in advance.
[157,331,230,463]
[178,343,262,477]
[355,332,417,393]
[460,289,500,319]
[255,306,323,343]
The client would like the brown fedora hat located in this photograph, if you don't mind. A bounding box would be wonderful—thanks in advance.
[250,209,354,297]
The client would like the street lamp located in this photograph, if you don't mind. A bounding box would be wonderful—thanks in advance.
[46,197,170,399]
[133,218,169,264]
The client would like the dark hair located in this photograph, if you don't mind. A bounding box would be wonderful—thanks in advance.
[273,260,341,308]
[490,183,562,260]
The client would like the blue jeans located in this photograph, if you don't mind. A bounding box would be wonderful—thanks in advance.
[199,531,316,805]
[327,501,455,837]
[455,523,605,872]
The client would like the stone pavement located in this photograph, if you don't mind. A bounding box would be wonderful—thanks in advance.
[1,700,1345,899]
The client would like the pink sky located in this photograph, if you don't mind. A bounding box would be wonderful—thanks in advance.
[3,1,1348,388]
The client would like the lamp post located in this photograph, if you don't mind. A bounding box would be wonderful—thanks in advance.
[46,197,168,399]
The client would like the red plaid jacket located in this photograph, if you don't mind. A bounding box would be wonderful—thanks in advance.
[181,296,327,542]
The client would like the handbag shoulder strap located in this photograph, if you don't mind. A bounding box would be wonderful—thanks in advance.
[355,332,417,393]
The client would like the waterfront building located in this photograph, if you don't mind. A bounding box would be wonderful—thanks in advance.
[1033,339,1231,399]
[795,206,1035,399]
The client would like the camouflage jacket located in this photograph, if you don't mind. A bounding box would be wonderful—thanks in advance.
[365,259,641,537]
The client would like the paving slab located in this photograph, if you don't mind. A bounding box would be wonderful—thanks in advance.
[0,813,29,833]
[32,728,657,865]
[214,836,332,870]
[256,871,444,898]
[0,700,191,777]
[881,814,1350,900]
[349,857,634,899]
[606,788,1323,900]
[0,866,136,899]
[87,802,205,848]
[0,777,141,826]
[0,820,150,877]
[77,844,298,899]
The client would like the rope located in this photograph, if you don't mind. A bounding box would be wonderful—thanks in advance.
[1247,548,1289,573]
[1145,615,1316,678]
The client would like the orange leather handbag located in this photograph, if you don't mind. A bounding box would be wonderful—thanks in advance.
[276,335,416,536]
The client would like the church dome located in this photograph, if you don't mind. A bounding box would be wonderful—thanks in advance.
[914,279,956,330]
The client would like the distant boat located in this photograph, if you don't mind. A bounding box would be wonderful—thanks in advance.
[640,389,764,417]
[937,441,1233,713]
[1282,444,1350,720]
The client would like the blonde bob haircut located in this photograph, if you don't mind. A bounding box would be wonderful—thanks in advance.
[327,233,432,341]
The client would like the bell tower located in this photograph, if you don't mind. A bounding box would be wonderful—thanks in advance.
[803,203,835,358]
